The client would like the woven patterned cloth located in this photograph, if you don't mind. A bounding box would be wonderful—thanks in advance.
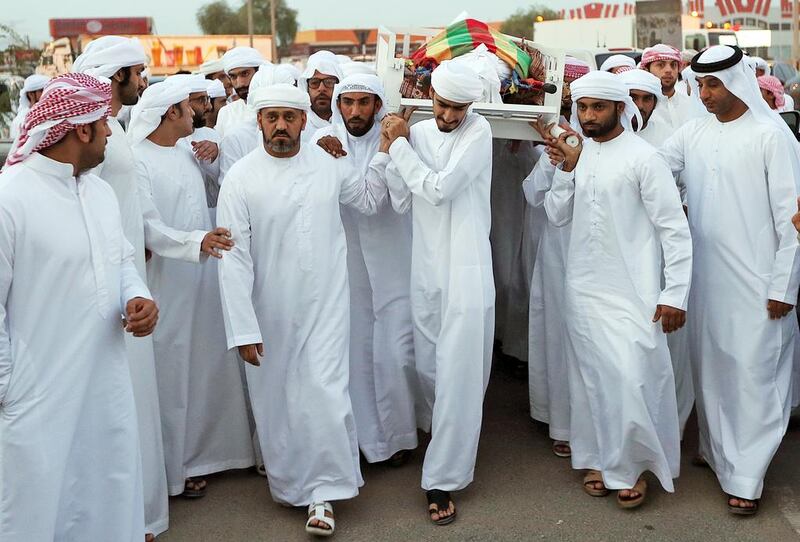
[410,19,531,78]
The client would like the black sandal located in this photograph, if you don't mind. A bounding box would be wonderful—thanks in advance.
[426,489,457,526]
[388,449,412,468]
[727,495,759,516]
[182,477,207,499]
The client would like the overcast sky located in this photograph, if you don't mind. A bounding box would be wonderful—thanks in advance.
[3,0,583,47]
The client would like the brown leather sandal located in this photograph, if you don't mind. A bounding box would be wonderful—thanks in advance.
[617,478,647,509]
[583,470,609,497]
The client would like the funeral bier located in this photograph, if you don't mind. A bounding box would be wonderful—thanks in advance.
[376,19,567,141]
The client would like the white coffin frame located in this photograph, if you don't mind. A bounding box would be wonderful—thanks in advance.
[376,25,567,141]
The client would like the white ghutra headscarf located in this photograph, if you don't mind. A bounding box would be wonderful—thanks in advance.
[569,70,642,135]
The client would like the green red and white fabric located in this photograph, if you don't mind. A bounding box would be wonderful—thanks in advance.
[410,19,531,78]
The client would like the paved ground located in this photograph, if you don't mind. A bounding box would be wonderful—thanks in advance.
[160,359,800,541]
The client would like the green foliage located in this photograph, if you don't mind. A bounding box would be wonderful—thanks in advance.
[196,0,299,49]
[501,5,561,40]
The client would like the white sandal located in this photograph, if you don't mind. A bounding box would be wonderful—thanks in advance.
[305,502,335,537]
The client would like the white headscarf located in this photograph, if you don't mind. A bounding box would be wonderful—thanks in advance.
[249,83,310,112]
[206,79,227,99]
[222,47,269,74]
[599,54,636,73]
[335,54,353,65]
[569,70,642,134]
[167,73,208,94]
[198,58,225,75]
[245,64,298,110]
[72,36,147,79]
[17,74,50,111]
[298,51,344,92]
[450,44,503,103]
[340,61,376,78]
[752,56,770,76]
[128,77,191,146]
[692,46,799,148]
[430,60,484,104]
[331,74,387,128]
[618,69,664,102]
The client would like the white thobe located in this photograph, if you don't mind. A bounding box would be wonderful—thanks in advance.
[312,122,418,462]
[524,154,572,442]
[651,90,699,131]
[0,153,148,541]
[301,110,331,143]
[219,120,260,181]
[182,126,222,208]
[384,113,495,491]
[134,139,254,496]
[546,130,692,492]
[217,143,387,505]
[95,117,169,536]
[490,140,544,361]
[659,110,800,500]
[215,99,254,138]
[635,117,695,437]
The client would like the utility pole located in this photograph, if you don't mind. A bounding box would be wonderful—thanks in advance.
[794,0,799,68]
[248,0,254,48]
[270,0,278,62]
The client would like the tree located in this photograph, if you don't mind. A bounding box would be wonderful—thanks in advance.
[196,0,299,51]
[501,5,561,40]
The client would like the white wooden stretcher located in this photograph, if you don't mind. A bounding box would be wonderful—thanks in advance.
[376,25,567,141]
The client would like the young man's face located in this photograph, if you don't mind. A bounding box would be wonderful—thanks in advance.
[307,70,338,118]
[116,64,146,106]
[576,98,622,138]
[431,92,469,133]
[630,90,657,126]
[647,60,679,92]
[338,92,380,137]
[760,87,777,110]
[228,67,257,100]
[697,75,741,116]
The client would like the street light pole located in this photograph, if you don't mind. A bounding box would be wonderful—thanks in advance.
[270,0,278,62]
[793,0,799,68]
[248,0,254,48]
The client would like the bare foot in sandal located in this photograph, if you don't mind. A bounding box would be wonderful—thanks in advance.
[583,470,609,497]
[728,495,759,516]
[617,478,647,509]
[182,477,207,499]
[552,440,571,458]
[426,489,457,525]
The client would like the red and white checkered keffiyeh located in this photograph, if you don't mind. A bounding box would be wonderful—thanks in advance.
[565,57,590,81]
[5,73,112,167]
[641,44,682,68]
[758,75,786,109]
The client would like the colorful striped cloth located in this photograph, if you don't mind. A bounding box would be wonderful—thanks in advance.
[410,19,531,78]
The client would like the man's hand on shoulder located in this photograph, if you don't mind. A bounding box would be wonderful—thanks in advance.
[317,135,347,158]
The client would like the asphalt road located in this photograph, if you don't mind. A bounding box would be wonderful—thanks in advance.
[159,359,800,542]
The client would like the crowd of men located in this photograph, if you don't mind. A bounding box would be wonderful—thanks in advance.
[0,34,799,541]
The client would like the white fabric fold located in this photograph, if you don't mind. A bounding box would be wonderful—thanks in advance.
[430,60,483,104]
[72,36,147,78]
[128,78,191,146]
[222,47,268,74]
[249,83,310,111]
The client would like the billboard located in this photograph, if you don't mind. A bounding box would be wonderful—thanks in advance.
[49,18,153,38]
[81,34,273,75]
[635,0,683,48]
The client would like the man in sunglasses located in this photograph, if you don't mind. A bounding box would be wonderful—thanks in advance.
[299,50,344,142]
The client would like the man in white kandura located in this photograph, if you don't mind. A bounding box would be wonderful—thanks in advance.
[545,70,692,509]
[313,73,418,467]
[9,74,50,140]
[217,83,388,536]
[380,61,495,525]
[525,56,589,460]
[129,76,255,500]
[618,67,695,438]
[642,44,701,131]
[216,46,268,137]
[219,63,297,179]
[659,45,800,516]
[0,73,159,542]
[299,50,343,142]
[72,35,169,540]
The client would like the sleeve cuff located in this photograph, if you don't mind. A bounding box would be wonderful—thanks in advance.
[227,333,264,351]
[552,167,575,183]
[657,292,688,312]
